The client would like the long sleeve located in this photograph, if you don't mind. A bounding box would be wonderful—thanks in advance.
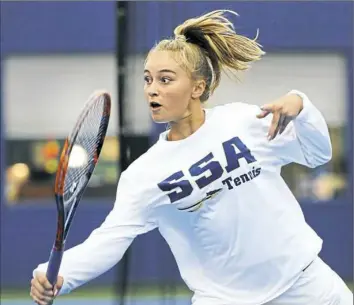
[249,90,332,168]
[33,171,157,295]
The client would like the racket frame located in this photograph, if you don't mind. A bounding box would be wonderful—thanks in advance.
[46,92,111,286]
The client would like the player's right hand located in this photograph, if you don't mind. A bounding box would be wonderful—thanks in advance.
[30,272,63,305]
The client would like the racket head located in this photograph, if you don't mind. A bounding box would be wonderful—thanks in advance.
[53,91,111,250]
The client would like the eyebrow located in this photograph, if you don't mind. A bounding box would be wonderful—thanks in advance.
[144,69,176,74]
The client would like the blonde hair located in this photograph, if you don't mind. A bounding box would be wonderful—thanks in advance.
[148,10,265,102]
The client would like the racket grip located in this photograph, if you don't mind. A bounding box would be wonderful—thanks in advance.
[46,248,63,286]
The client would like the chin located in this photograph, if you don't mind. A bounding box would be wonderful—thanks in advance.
[151,114,169,124]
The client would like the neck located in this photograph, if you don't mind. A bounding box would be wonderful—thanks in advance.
[168,104,205,141]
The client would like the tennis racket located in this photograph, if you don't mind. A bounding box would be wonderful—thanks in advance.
[46,91,111,286]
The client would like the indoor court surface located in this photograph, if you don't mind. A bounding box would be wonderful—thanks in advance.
[1,296,191,305]
[2,284,353,305]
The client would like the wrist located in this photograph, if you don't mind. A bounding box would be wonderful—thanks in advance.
[287,91,304,115]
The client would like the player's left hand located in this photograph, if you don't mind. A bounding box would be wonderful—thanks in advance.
[256,94,303,141]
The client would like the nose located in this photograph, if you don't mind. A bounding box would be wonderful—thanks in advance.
[148,91,158,97]
[147,81,159,97]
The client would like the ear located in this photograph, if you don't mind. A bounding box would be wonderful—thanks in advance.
[191,79,206,100]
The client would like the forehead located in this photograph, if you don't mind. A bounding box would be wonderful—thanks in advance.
[145,50,182,72]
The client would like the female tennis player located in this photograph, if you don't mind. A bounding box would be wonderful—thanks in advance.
[31,10,353,305]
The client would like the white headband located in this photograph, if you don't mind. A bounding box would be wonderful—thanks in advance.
[205,56,215,86]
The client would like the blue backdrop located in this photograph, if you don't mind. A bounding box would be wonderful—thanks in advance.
[1,1,353,288]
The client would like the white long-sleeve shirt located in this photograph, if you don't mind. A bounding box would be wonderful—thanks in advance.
[34,90,332,305]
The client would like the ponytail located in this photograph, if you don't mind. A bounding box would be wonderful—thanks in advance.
[151,10,265,102]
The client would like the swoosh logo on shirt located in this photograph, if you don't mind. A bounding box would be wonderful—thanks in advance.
[178,188,223,212]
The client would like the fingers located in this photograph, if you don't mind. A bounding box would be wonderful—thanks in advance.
[257,103,293,140]
[37,275,53,290]
[30,286,53,305]
[278,116,291,135]
[256,110,270,119]
[256,104,276,119]
[30,275,55,305]
[271,115,283,140]
[273,114,291,139]
[260,104,276,113]
[268,112,281,141]
[55,276,64,290]
[32,278,53,295]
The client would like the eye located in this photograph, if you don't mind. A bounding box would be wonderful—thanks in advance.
[160,77,171,84]
[144,76,152,84]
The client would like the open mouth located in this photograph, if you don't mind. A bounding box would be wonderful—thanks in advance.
[150,101,162,109]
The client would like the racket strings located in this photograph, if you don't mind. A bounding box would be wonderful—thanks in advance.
[63,97,106,202]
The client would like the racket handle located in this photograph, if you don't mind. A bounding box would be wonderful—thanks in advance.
[46,248,63,286]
